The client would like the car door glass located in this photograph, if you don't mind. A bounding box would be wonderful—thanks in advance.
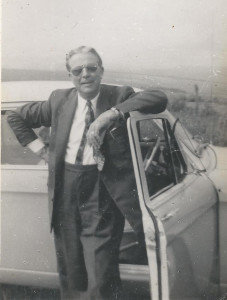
[1,111,50,165]
[137,118,187,197]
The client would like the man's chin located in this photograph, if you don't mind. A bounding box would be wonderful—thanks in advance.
[82,86,96,93]
[80,86,99,99]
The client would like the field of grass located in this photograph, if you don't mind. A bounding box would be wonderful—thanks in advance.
[168,98,227,146]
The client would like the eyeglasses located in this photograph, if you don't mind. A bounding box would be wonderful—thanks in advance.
[70,64,98,76]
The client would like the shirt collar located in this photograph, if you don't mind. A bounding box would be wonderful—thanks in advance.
[78,92,100,108]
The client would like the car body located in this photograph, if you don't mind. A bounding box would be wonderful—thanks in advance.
[1,81,227,300]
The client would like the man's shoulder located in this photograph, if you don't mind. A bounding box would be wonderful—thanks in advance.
[50,87,76,98]
[48,87,77,106]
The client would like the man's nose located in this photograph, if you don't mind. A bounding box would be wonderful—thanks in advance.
[81,67,90,77]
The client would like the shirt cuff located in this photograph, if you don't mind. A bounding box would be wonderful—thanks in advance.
[27,139,45,153]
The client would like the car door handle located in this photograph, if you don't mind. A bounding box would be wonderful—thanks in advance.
[161,208,180,221]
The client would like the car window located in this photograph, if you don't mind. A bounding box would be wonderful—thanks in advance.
[1,111,50,165]
[137,118,187,197]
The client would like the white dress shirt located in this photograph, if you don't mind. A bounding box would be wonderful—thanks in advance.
[28,92,100,165]
[64,93,99,164]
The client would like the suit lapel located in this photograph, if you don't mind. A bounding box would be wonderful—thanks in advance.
[95,85,112,118]
[55,85,111,165]
[55,88,78,163]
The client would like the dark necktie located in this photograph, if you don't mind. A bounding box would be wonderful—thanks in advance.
[75,100,105,170]
[75,100,94,164]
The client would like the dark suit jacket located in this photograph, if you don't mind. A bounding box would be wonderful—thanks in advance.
[7,84,167,229]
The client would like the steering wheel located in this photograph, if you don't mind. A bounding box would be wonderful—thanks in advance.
[144,137,161,172]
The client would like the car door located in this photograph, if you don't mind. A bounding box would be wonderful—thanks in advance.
[128,111,219,300]
[0,109,58,288]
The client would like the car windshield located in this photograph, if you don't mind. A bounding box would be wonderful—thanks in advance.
[163,111,200,156]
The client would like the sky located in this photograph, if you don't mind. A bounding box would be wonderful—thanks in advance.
[2,0,227,81]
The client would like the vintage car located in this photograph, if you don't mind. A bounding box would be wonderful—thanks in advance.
[1,81,227,300]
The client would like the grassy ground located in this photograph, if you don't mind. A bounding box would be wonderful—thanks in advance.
[168,98,227,146]
[0,285,60,300]
[0,284,150,300]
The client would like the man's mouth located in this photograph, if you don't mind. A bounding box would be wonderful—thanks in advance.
[81,81,94,85]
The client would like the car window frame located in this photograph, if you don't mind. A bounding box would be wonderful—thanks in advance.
[132,114,189,200]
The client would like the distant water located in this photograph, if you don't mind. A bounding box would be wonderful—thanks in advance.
[104,70,227,101]
[2,68,227,101]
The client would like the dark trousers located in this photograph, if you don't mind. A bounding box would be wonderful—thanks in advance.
[53,163,125,300]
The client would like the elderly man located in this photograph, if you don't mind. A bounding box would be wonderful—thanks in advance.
[8,46,167,300]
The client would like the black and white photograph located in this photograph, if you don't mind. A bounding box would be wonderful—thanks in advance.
[1,1,227,299]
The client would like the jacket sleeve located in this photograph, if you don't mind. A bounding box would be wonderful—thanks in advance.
[7,93,53,147]
[114,88,168,116]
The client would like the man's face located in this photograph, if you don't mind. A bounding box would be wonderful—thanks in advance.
[68,52,104,100]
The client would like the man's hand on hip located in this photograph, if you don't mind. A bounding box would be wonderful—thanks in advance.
[36,145,49,163]
[87,109,121,150]
[27,138,49,163]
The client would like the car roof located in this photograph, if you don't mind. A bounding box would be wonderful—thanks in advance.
[1,81,74,103]
[1,81,141,104]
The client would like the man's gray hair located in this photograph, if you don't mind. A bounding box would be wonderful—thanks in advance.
[66,46,103,72]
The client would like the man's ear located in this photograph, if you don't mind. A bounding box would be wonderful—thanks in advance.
[68,72,73,81]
